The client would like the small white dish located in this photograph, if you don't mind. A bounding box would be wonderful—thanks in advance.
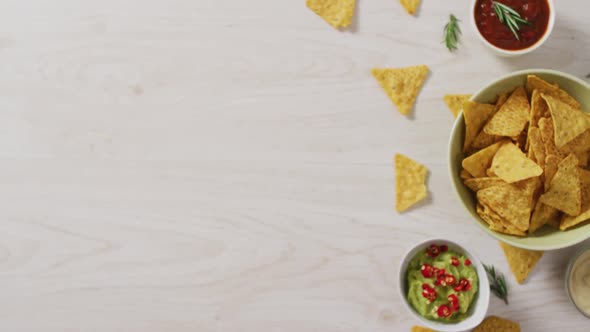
[398,239,490,332]
[565,246,590,319]
[470,0,556,57]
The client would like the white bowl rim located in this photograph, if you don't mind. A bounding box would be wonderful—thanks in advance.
[398,238,490,332]
[469,0,556,57]
[448,68,590,251]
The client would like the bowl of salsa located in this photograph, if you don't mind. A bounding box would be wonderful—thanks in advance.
[471,0,555,56]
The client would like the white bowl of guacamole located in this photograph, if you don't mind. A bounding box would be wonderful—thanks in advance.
[398,239,490,332]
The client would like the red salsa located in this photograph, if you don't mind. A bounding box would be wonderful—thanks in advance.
[474,0,550,50]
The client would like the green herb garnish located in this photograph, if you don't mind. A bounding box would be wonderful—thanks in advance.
[444,14,462,52]
[492,1,532,41]
[484,263,509,305]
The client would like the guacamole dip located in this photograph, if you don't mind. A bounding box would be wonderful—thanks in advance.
[406,243,479,322]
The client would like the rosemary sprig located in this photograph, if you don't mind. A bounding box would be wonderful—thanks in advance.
[484,264,509,305]
[492,1,531,41]
[444,14,462,52]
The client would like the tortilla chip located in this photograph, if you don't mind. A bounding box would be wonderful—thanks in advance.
[500,242,543,284]
[544,154,561,191]
[526,90,549,150]
[547,216,561,229]
[539,154,582,216]
[514,176,542,209]
[530,201,560,234]
[526,75,580,109]
[484,87,530,137]
[395,154,428,213]
[538,117,561,157]
[400,0,421,15]
[474,316,521,332]
[472,92,510,150]
[543,94,590,148]
[460,169,473,180]
[464,177,506,192]
[444,94,472,118]
[528,127,546,169]
[490,142,543,183]
[411,327,435,332]
[486,168,496,177]
[462,141,505,178]
[478,184,531,232]
[372,66,429,116]
[560,169,590,230]
[306,0,355,29]
[478,204,526,236]
[463,101,496,152]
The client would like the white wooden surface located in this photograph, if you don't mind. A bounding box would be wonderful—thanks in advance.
[0,0,589,331]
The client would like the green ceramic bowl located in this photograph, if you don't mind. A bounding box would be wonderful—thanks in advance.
[448,69,590,251]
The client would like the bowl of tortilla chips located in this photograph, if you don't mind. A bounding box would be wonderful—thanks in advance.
[449,69,590,250]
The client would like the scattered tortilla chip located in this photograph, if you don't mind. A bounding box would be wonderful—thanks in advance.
[484,87,530,137]
[500,242,543,284]
[462,141,505,178]
[463,101,496,152]
[400,0,421,15]
[372,65,429,116]
[490,142,542,183]
[478,184,530,232]
[539,154,582,216]
[530,201,560,234]
[464,177,506,192]
[411,327,435,332]
[543,94,590,148]
[561,169,590,230]
[544,154,561,191]
[306,0,355,29]
[474,316,520,332]
[526,75,580,109]
[444,94,472,118]
[528,127,546,169]
[395,154,428,213]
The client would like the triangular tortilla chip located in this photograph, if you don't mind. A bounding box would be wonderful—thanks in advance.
[462,141,505,178]
[530,201,560,234]
[539,154,582,216]
[560,129,590,156]
[538,117,561,158]
[526,90,549,150]
[514,176,542,210]
[471,92,509,150]
[477,184,531,232]
[543,154,561,191]
[400,0,421,15]
[490,142,542,183]
[542,94,590,148]
[500,242,543,284]
[477,204,526,236]
[464,177,506,192]
[484,87,530,137]
[372,65,429,116]
[395,154,428,212]
[473,316,521,332]
[444,94,472,118]
[561,169,590,230]
[306,0,355,29]
[463,100,496,152]
[528,127,546,169]
[526,75,580,109]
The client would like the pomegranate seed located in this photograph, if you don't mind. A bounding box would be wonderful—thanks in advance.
[426,244,441,258]
[454,284,464,292]
[437,305,452,318]
[464,259,471,266]
[448,294,460,311]
[440,244,448,252]
[421,284,437,302]
[436,268,446,278]
[421,264,434,278]
[450,257,460,266]
[444,274,457,286]
[457,278,472,291]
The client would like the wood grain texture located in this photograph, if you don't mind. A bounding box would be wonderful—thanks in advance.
[0,0,589,331]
